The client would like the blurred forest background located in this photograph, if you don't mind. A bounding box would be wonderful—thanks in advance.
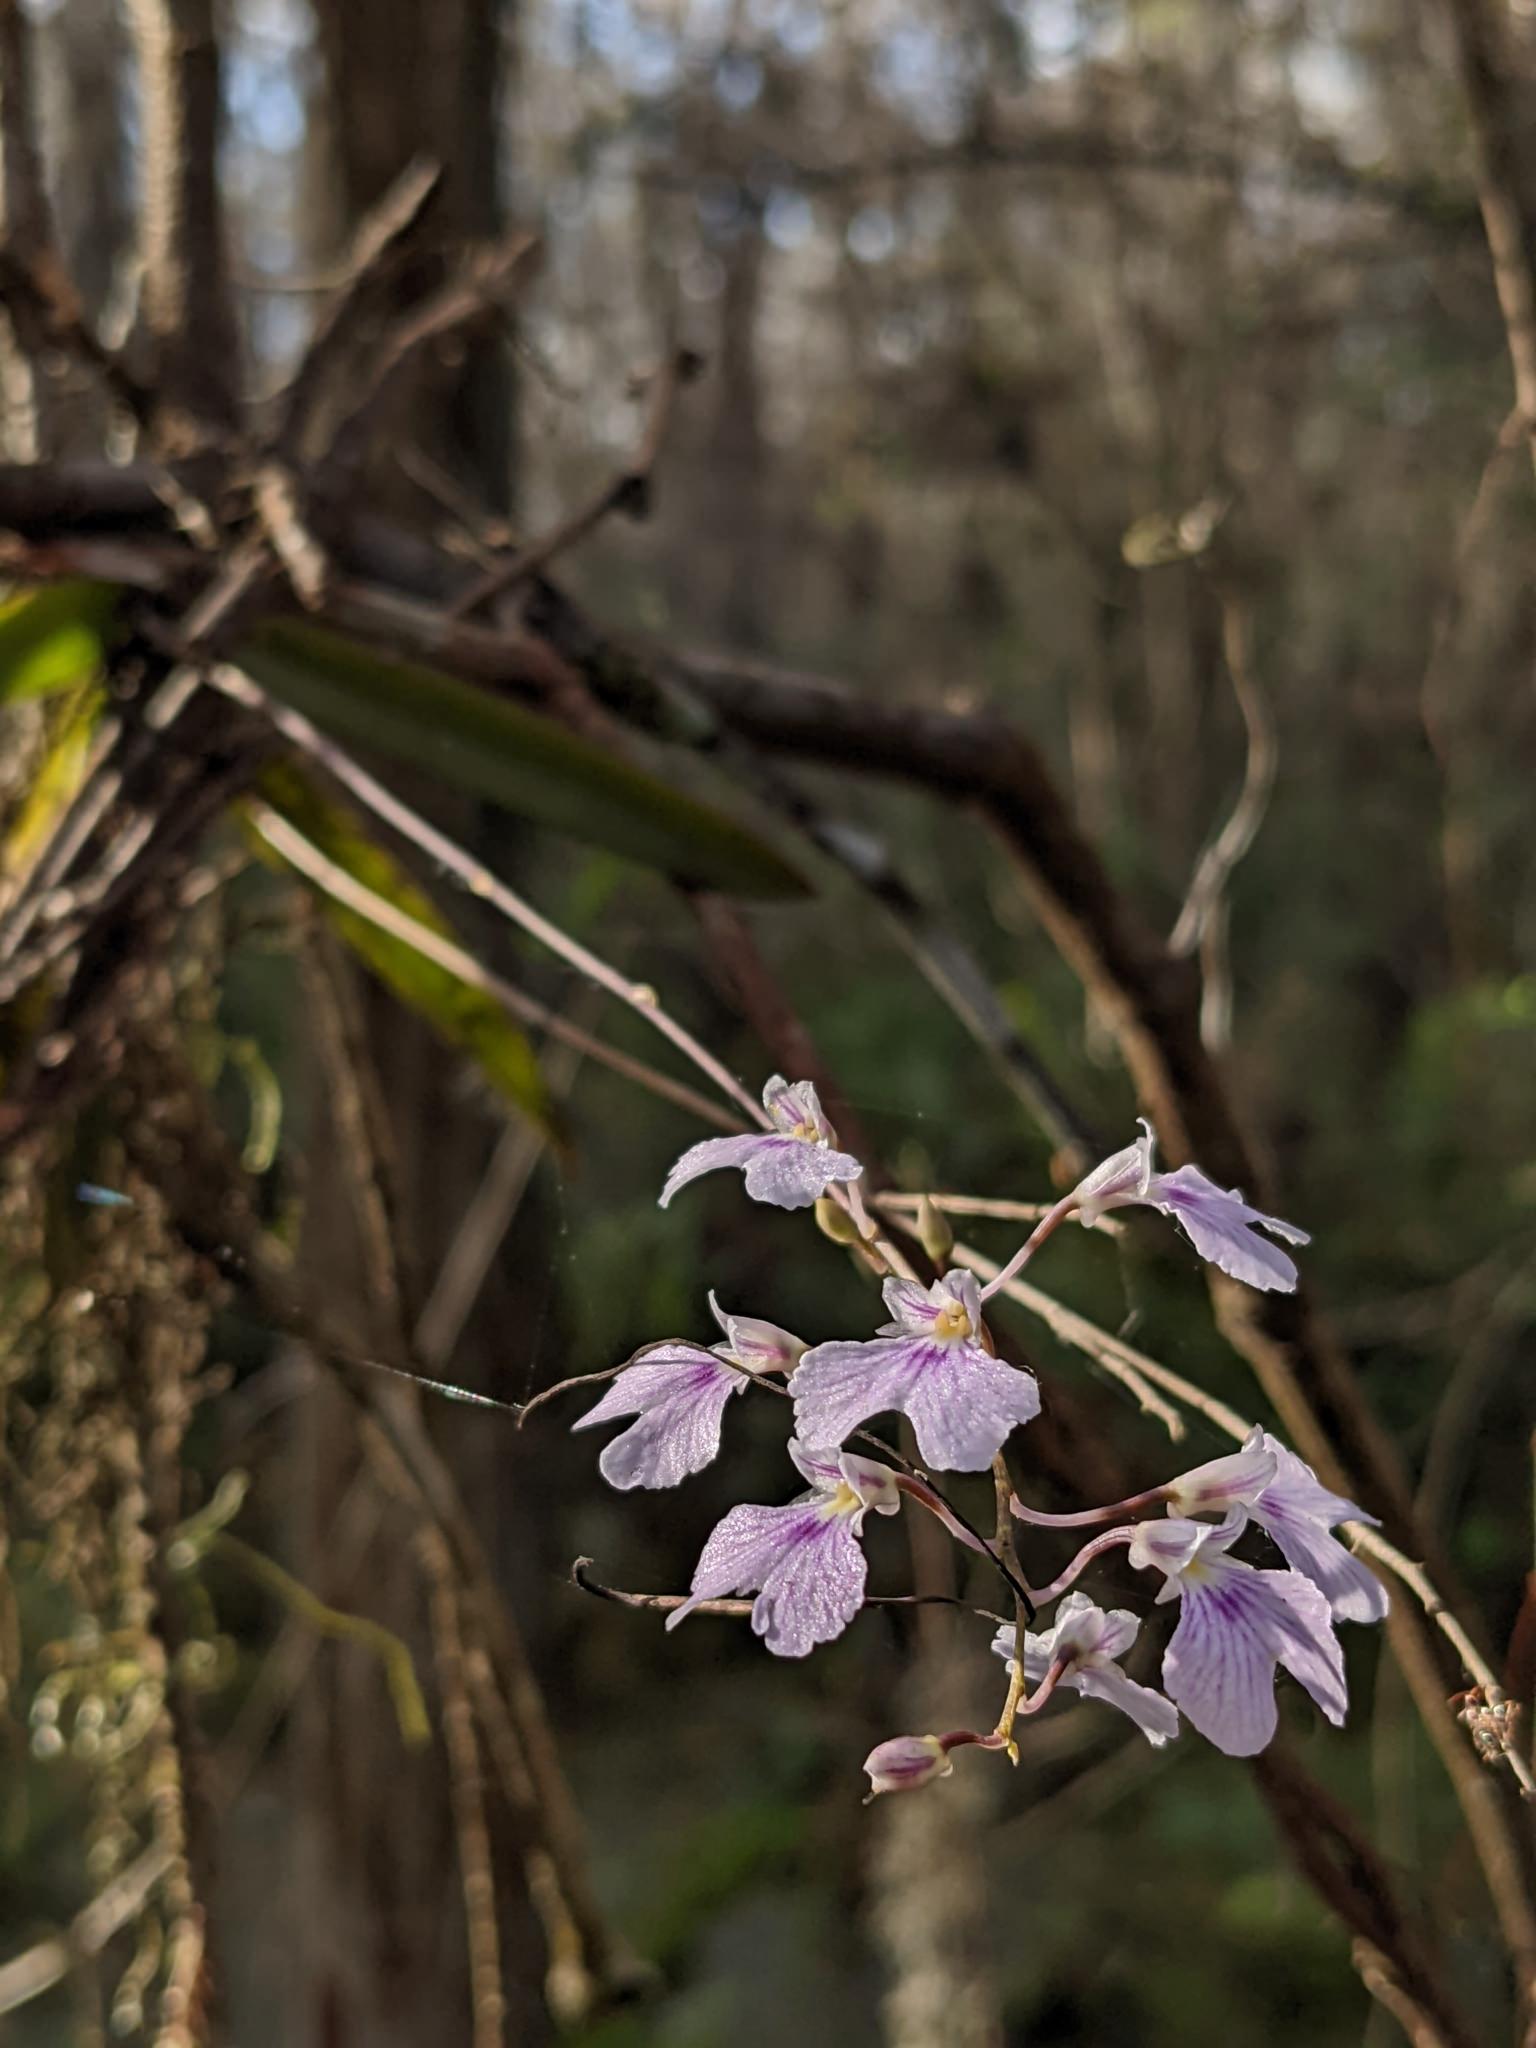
[1,0,1535,2044]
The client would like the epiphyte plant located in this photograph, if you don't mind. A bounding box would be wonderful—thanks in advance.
[562,1077,1386,1794]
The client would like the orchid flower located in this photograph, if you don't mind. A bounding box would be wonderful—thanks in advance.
[573,1294,806,1491]
[981,1120,1310,1300]
[992,1593,1180,1747]
[789,1269,1040,1472]
[667,1441,901,1658]
[1166,1429,1388,1624]
[1128,1512,1348,1756]
[659,1076,863,1211]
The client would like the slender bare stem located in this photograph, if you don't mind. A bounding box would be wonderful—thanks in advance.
[217,665,767,1127]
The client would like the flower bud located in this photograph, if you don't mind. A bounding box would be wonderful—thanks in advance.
[815,1195,863,1246]
[916,1194,954,1266]
[862,1733,954,1801]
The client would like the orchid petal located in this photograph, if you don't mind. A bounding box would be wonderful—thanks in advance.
[573,1345,743,1490]
[1147,1165,1308,1293]
[1165,1428,1279,1515]
[666,1502,867,1658]
[1162,1561,1347,1756]
[742,1136,863,1209]
[1071,1664,1181,1747]
[791,1335,1037,1472]
[708,1291,807,1372]
[659,1133,772,1208]
[901,1346,1040,1470]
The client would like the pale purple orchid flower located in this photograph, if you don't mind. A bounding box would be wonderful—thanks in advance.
[992,1593,1180,1747]
[1079,1122,1309,1293]
[1128,1512,1348,1756]
[1166,1429,1388,1624]
[982,1120,1310,1302]
[573,1294,806,1491]
[667,1441,901,1658]
[659,1076,863,1211]
[788,1269,1040,1473]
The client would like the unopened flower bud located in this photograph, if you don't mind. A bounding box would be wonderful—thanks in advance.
[815,1195,863,1246]
[862,1733,954,1801]
[916,1194,954,1266]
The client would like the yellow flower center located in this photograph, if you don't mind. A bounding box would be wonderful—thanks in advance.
[791,1119,821,1142]
[933,1300,972,1340]
[823,1481,863,1518]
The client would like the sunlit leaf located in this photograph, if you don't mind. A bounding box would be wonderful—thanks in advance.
[238,618,809,899]
[0,580,120,702]
[252,765,553,1134]
[1,683,106,886]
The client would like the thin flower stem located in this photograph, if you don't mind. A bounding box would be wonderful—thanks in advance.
[895,1473,998,1559]
[1012,1489,1167,1530]
[976,1195,1078,1302]
[1014,1657,1069,1720]
[1026,1527,1138,1607]
[218,665,770,1129]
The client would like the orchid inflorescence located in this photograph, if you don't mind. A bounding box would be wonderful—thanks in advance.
[568,1081,1387,1794]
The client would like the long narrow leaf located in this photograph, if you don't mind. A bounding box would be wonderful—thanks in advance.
[254,765,553,1135]
[238,618,809,899]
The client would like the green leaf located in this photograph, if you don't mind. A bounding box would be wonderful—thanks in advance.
[254,765,554,1134]
[2,683,104,877]
[237,618,809,900]
[0,580,120,702]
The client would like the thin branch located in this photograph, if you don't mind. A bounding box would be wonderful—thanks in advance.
[275,156,444,468]
[1168,592,1277,1052]
[449,344,702,619]
[570,1559,1005,1625]
[214,664,767,1126]
[326,234,540,485]
[245,799,742,1133]
[953,1236,1190,1441]
[0,1842,174,2017]
[423,1537,507,2048]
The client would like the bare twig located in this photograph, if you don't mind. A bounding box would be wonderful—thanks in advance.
[1168,593,1277,1052]
[326,234,540,484]
[214,664,767,1126]
[246,800,742,1133]
[952,1236,1190,1441]
[450,344,702,619]
[414,1019,590,1371]
[570,1559,1005,1625]
[0,1842,174,2016]
[275,157,444,468]
[423,1537,507,2048]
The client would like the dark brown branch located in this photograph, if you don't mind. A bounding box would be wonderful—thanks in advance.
[1254,1747,1480,2048]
